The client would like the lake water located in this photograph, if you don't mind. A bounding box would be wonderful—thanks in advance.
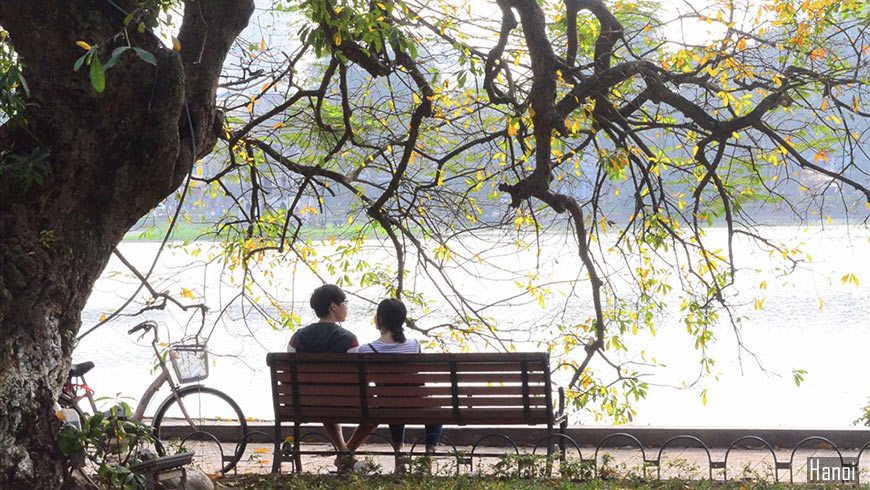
[74,224,870,428]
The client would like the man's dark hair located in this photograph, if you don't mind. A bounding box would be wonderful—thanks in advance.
[376,298,407,342]
[310,284,346,318]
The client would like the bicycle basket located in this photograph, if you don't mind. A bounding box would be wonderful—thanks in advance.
[169,341,209,384]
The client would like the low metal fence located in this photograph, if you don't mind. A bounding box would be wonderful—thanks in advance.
[226,429,869,483]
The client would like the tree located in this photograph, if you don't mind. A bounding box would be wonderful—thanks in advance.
[2,0,868,486]
[0,1,253,487]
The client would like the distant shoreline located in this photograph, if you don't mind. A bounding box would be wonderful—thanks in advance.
[122,219,864,243]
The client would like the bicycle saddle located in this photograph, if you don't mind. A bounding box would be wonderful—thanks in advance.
[69,361,95,377]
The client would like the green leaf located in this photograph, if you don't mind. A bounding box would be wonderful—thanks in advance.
[132,48,156,66]
[793,369,807,387]
[103,47,128,71]
[89,55,105,92]
[73,53,88,72]
[111,46,130,59]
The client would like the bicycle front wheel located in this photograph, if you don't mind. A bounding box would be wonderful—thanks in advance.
[151,385,247,474]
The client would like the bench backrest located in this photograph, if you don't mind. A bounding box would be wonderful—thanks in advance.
[267,352,553,426]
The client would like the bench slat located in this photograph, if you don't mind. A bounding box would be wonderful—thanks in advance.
[277,384,549,397]
[282,372,546,384]
[372,385,548,397]
[277,394,548,408]
[287,361,547,374]
[269,352,548,364]
[277,406,549,424]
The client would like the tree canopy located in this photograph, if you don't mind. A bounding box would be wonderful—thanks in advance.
[124,0,868,421]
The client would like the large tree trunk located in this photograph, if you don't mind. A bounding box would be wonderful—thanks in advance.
[0,1,252,487]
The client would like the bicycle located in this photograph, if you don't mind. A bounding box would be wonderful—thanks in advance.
[58,320,248,473]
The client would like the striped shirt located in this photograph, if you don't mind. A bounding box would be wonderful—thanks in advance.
[352,339,421,354]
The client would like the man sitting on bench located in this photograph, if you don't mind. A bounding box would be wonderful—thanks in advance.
[287,284,359,471]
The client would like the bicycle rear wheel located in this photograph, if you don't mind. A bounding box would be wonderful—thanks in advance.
[151,385,247,474]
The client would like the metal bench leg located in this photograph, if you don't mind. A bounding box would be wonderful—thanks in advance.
[547,422,554,459]
[272,421,282,473]
[293,422,302,473]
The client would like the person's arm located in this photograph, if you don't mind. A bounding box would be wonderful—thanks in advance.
[347,335,359,349]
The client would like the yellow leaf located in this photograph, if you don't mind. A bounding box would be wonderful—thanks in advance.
[818,298,823,309]
[260,37,265,51]
[507,122,517,137]
[408,151,416,165]
[253,448,270,454]
[413,93,420,104]
[821,98,828,111]
[171,36,181,51]
[273,122,284,129]
[799,186,809,192]
[826,216,832,224]
[100,313,107,322]
[376,2,386,10]
[840,273,859,285]
[181,287,195,299]
[329,236,335,246]
[814,151,828,162]
[76,40,92,51]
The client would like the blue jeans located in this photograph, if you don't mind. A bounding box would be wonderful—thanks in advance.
[388,424,443,451]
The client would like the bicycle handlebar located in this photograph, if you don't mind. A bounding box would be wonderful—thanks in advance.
[128,321,156,336]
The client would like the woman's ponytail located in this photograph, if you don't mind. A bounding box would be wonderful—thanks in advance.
[377,298,407,343]
[389,324,406,343]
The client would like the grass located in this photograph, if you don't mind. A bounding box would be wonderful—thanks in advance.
[122,220,400,243]
[214,474,861,489]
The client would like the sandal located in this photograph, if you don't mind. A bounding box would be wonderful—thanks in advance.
[334,452,358,473]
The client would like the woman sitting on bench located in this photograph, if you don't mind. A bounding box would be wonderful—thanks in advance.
[346,298,443,456]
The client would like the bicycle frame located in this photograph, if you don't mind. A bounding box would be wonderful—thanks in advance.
[62,376,98,414]
[68,323,200,431]
[135,329,199,430]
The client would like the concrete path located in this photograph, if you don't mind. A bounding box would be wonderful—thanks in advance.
[183,441,869,484]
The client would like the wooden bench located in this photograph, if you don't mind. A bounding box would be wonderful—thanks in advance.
[266,352,567,473]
